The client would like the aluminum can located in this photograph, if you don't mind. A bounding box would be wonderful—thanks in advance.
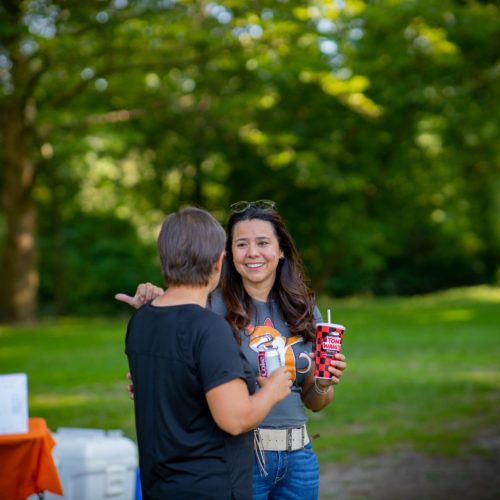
[258,348,282,377]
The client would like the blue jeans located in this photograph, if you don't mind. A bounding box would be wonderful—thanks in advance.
[252,443,319,500]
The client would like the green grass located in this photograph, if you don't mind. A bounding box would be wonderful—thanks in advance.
[312,285,500,462]
[1,286,498,465]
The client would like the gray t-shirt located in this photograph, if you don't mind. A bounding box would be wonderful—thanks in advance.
[209,290,322,429]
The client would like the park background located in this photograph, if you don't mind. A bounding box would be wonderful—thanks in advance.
[1,1,499,498]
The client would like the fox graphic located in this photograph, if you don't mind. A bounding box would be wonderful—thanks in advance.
[247,318,312,383]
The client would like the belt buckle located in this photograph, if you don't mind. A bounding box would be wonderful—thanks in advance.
[286,427,305,451]
[286,428,293,452]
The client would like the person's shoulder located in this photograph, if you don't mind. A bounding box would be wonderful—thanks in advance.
[127,303,151,325]
[192,304,229,329]
[192,306,237,344]
[313,304,323,323]
[207,288,227,316]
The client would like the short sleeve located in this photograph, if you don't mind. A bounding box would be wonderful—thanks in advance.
[313,305,323,324]
[196,316,247,394]
[207,289,227,316]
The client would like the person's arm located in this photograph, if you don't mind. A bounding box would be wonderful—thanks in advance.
[115,282,165,309]
[301,352,347,412]
[126,372,134,400]
[206,368,292,436]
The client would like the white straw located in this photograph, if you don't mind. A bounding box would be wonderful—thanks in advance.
[327,309,331,324]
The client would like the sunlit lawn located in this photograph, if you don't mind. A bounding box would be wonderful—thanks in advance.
[1,286,498,465]
[313,285,500,462]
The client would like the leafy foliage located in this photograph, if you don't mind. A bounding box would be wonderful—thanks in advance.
[0,1,498,316]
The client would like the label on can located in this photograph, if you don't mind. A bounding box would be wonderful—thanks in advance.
[257,351,268,377]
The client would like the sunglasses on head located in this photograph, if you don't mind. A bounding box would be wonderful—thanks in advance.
[229,200,276,213]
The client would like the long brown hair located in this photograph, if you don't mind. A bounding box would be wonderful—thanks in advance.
[221,205,316,343]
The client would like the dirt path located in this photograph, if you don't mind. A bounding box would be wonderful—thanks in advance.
[319,430,500,500]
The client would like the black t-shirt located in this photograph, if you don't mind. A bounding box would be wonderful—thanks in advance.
[126,303,255,500]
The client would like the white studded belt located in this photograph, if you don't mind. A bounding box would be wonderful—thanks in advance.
[255,425,310,452]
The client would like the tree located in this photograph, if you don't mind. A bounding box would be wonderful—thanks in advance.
[1,0,370,321]
[1,1,498,322]
[0,0,208,322]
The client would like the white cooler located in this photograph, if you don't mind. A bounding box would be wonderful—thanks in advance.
[43,428,138,500]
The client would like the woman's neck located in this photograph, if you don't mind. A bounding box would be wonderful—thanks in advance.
[152,284,210,308]
[242,282,272,303]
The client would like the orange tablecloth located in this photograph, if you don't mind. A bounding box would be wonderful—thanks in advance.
[0,417,63,500]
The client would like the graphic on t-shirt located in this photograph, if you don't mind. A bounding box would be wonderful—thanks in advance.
[247,318,312,383]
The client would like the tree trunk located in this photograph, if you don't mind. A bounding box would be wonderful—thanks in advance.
[0,99,39,324]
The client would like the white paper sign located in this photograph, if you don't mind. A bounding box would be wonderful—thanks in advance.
[0,373,29,434]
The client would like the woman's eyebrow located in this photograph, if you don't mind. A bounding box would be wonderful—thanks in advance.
[234,235,271,242]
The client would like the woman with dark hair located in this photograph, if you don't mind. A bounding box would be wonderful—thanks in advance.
[118,201,347,499]
[209,201,346,500]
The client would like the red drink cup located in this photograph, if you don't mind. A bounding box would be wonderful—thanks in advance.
[314,323,346,379]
